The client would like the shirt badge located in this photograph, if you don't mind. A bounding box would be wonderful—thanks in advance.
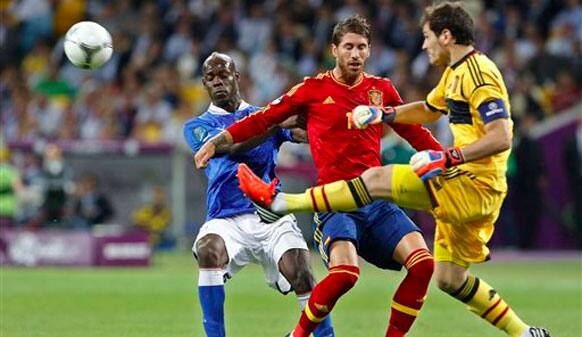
[193,126,208,142]
[368,88,383,106]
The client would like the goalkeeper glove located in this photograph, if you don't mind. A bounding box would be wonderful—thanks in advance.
[350,105,396,129]
[410,147,465,181]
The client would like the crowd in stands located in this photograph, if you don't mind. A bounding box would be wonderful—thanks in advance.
[1,0,580,146]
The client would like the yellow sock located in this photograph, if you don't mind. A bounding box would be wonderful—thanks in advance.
[277,177,373,213]
[451,275,528,337]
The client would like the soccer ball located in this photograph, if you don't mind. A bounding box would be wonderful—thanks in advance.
[64,21,113,69]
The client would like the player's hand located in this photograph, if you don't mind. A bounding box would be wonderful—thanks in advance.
[350,106,395,129]
[279,114,306,130]
[194,141,216,169]
[410,147,464,181]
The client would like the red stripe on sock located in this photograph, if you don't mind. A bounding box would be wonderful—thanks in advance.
[295,265,359,337]
[404,248,429,266]
[309,188,319,212]
[320,186,332,212]
[492,306,510,325]
[481,298,502,318]
[387,253,433,337]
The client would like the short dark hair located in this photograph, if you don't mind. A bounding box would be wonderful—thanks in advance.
[331,15,371,46]
[421,1,475,46]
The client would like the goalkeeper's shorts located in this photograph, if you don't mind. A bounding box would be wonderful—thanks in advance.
[391,164,506,267]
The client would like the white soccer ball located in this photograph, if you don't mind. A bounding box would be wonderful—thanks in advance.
[64,21,113,69]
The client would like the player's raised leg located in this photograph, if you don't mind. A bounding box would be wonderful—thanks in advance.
[195,234,229,337]
[278,249,334,337]
[289,241,359,337]
[237,163,432,215]
[386,232,434,337]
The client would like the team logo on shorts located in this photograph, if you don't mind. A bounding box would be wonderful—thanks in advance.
[368,88,383,106]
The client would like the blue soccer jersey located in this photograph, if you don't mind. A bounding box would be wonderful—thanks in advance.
[183,101,294,221]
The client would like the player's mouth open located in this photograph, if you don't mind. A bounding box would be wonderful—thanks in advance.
[348,62,361,70]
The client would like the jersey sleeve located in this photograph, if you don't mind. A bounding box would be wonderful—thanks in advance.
[467,73,510,124]
[183,118,221,153]
[425,70,449,114]
[226,81,310,144]
[382,79,404,107]
[276,128,296,144]
[390,123,443,152]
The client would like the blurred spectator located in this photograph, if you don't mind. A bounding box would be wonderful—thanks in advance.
[133,83,173,143]
[563,119,582,248]
[513,114,546,249]
[10,0,53,52]
[71,174,114,228]
[551,70,581,113]
[0,144,24,228]
[35,143,74,226]
[133,186,171,246]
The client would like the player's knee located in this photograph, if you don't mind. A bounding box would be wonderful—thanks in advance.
[435,270,465,293]
[195,235,227,268]
[329,265,360,291]
[289,266,315,294]
[361,166,392,199]
[408,255,434,283]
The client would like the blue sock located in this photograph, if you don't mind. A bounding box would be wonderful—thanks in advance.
[313,316,334,337]
[297,293,335,337]
[198,269,226,337]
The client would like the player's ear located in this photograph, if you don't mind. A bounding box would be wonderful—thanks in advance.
[234,71,240,81]
[331,43,338,58]
[440,29,452,45]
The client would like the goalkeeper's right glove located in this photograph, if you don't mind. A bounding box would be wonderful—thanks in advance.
[350,105,396,129]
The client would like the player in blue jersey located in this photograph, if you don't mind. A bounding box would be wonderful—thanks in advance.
[183,52,334,337]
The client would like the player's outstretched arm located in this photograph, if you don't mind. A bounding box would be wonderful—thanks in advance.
[194,130,233,168]
[350,101,441,129]
[410,118,511,181]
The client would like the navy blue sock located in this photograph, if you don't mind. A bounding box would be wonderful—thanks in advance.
[198,269,225,337]
[313,316,335,337]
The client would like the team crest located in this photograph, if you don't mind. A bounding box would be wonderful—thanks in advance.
[193,126,208,142]
[368,88,383,106]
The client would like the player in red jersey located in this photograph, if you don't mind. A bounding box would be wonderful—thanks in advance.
[196,16,441,337]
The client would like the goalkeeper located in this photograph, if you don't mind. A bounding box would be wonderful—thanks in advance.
[237,3,550,337]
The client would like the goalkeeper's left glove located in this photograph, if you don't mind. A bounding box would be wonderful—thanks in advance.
[350,105,396,129]
[410,147,465,181]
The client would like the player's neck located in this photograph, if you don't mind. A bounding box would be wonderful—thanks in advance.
[216,97,242,113]
[448,45,475,67]
[332,67,362,86]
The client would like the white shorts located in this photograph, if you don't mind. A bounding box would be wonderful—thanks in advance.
[193,213,308,294]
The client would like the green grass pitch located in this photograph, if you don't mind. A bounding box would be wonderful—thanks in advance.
[2,252,580,337]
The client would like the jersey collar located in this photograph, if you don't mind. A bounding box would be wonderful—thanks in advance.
[450,49,478,70]
[208,100,251,115]
[329,70,365,89]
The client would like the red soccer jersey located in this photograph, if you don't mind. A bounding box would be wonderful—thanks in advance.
[227,71,442,184]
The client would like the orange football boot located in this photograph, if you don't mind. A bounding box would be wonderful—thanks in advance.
[237,163,278,207]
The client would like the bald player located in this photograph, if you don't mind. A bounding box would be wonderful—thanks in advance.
[183,52,334,337]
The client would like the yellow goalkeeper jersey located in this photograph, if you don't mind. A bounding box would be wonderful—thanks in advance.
[426,50,512,193]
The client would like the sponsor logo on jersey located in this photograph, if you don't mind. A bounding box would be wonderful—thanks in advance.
[323,96,335,104]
